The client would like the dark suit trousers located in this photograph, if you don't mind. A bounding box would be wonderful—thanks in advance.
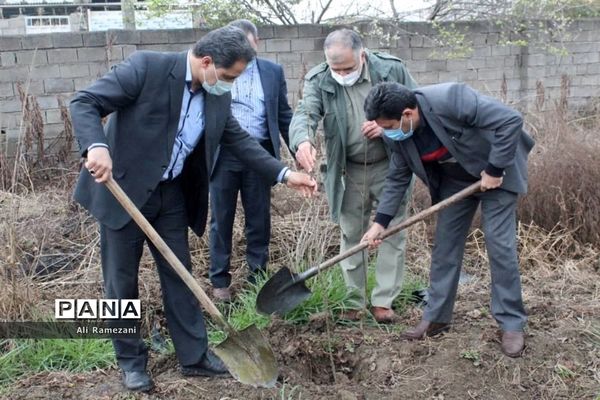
[423,173,527,332]
[100,178,208,371]
[208,143,273,288]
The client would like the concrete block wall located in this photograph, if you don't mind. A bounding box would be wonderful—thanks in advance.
[1,20,600,153]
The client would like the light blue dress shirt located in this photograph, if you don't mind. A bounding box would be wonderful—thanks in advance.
[163,52,205,180]
[230,59,269,141]
[89,53,289,183]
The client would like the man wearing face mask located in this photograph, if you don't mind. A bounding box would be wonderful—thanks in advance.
[289,29,417,323]
[361,82,534,358]
[70,26,317,392]
[208,20,294,302]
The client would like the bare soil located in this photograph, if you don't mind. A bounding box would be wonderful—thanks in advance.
[5,258,600,400]
[1,185,599,400]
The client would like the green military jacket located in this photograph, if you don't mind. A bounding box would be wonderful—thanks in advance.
[289,50,417,222]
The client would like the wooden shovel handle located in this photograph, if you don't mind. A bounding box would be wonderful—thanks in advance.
[105,178,228,328]
[297,180,482,281]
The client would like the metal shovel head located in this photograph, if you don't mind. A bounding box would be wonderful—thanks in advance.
[213,324,279,388]
[256,267,312,316]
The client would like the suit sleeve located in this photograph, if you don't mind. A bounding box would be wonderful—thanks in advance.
[451,83,524,176]
[375,143,414,227]
[220,112,286,182]
[69,52,148,156]
[276,65,293,153]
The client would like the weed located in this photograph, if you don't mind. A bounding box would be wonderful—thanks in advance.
[554,363,576,379]
[460,349,481,367]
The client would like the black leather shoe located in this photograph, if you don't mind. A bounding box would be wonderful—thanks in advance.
[181,350,230,377]
[122,370,154,392]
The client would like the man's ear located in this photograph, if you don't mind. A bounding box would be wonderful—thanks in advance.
[199,56,212,68]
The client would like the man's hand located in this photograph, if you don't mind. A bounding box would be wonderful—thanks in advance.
[85,147,113,183]
[480,170,503,192]
[285,171,318,198]
[361,120,384,140]
[361,222,385,250]
[296,141,316,173]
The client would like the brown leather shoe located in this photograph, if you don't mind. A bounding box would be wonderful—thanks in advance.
[212,287,232,303]
[501,331,525,358]
[371,307,398,324]
[401,320,450,340]
[338,309,363,321]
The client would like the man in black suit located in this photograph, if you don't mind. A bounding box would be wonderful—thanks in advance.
[208,20,294,301]
[70,26,316,392]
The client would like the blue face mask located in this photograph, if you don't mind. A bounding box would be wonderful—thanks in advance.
[202,63,233,96]
[384,117,413,141]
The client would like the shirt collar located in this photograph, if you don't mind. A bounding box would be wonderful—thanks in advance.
[185,51,194,92]
[186,51,193,83]
[358,60,370,83]
[416,99,428,131]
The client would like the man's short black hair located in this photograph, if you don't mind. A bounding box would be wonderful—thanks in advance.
[192,26,256,68]
[364,82,418,121]
[228,19,259,40]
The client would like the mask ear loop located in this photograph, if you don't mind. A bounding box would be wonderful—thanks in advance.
[211,62,219,83]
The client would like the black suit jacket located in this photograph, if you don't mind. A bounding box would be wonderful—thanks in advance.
[211,58,293,174]
[71,51,285,236]
[257,58,293,159]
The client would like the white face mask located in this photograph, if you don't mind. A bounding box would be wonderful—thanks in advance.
[331,65,362,87]
[202,63,233,96]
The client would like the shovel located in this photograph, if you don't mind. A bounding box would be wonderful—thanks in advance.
[256,180,482,316]
[105,177,278,388]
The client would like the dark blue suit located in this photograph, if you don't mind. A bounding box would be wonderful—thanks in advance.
[208,58,292,288]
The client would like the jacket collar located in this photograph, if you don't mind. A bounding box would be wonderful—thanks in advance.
[167,51,188,154]
[318,49,393,94]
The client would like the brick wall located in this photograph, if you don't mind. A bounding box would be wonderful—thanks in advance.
[1,20,599,152]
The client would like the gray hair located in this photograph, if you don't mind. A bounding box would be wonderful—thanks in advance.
[323,29,363,63]
[228,19,259,40]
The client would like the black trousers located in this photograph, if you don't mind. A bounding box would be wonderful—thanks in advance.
[208,142,273,288]
[100,178,207,371]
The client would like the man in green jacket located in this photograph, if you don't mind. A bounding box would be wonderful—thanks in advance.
[290,29,417,323]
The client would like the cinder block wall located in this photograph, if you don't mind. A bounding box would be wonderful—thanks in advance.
[1,20,599,152]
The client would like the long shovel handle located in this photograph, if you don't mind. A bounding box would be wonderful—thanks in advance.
[104,177,229,328]
[294,180,482,282]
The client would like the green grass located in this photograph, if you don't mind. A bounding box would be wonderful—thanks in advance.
[0,338,115,389]
[460,349,481,367]
[209,263,427,344]
[0,261,427,392]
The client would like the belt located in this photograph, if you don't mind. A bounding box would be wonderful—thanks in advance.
[346,157,387,166]
[159,175,182,185]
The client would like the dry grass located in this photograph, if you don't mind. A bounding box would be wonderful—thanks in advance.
[519,78,600,246]
[0,84,599,397]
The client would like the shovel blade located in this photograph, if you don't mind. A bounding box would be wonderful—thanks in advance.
[213,324,278,388]
[256,267,312,316]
